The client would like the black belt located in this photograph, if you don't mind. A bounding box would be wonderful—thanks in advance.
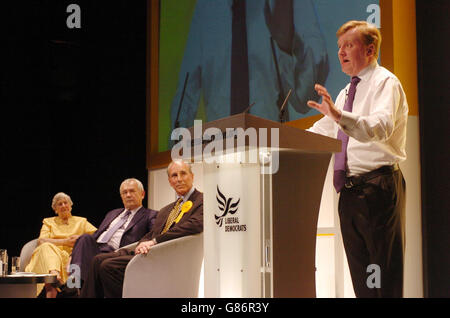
[344,164,399,189]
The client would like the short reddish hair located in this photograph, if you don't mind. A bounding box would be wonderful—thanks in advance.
[337,20,381,59]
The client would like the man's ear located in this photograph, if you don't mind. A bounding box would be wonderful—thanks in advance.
[367,44,375,57]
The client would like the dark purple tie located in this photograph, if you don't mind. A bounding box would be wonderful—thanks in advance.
[333,76,361,193]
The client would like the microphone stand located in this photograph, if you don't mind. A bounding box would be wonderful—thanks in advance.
[279,89,292,123]
[270,37,289,122]
[174,72,189,129]
[242,102,256,114]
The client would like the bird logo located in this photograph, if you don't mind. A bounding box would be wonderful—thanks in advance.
[215,186,240,227]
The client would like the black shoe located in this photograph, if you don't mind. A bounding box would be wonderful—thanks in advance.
[55,283,80,298]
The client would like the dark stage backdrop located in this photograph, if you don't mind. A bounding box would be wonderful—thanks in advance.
[0,1,148,257]
[416,0,450,298]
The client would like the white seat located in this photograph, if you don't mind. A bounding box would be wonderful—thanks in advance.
[19,239,38,272]
[122,233,203,298]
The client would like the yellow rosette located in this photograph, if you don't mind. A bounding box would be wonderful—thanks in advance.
[175,200,193,224]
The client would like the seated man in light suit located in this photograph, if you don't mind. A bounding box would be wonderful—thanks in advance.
[80,160,203,298]
[70,178,157,283]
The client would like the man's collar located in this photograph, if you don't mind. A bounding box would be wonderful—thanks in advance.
[126,206,142,214]
[356,59,378,82]
[177,187,195,202]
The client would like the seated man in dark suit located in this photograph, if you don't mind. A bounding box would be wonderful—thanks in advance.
[80,160,203,298]
[69,178,157,284]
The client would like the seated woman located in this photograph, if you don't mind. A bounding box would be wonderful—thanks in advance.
[25,192,96,297]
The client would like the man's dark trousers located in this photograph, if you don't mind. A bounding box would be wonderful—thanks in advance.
[338,168,406,298]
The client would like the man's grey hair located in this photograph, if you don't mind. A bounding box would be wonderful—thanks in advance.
[120,178,144,193]
[167,160,193,176]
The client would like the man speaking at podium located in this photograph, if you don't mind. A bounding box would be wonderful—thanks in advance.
[307,20,408,297]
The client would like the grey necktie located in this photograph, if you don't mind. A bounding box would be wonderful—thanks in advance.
[98,210,131,243]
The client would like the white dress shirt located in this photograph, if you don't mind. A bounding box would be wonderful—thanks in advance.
[177,186,195,204]
[97,206,141,250]
[308,61,408,176]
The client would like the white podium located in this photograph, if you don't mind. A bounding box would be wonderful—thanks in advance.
[192,114,340,297]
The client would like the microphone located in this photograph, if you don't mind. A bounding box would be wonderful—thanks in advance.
[270,37,289,122]
[174,72,189,129]
[279,88,292,123]
[242,101,256,114]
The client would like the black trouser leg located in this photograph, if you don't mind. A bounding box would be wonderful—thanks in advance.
[99,251,134,298]
[80,251,119,298]
[338,170,406,298]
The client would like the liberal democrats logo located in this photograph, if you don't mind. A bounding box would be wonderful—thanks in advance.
[215,186,246,232]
